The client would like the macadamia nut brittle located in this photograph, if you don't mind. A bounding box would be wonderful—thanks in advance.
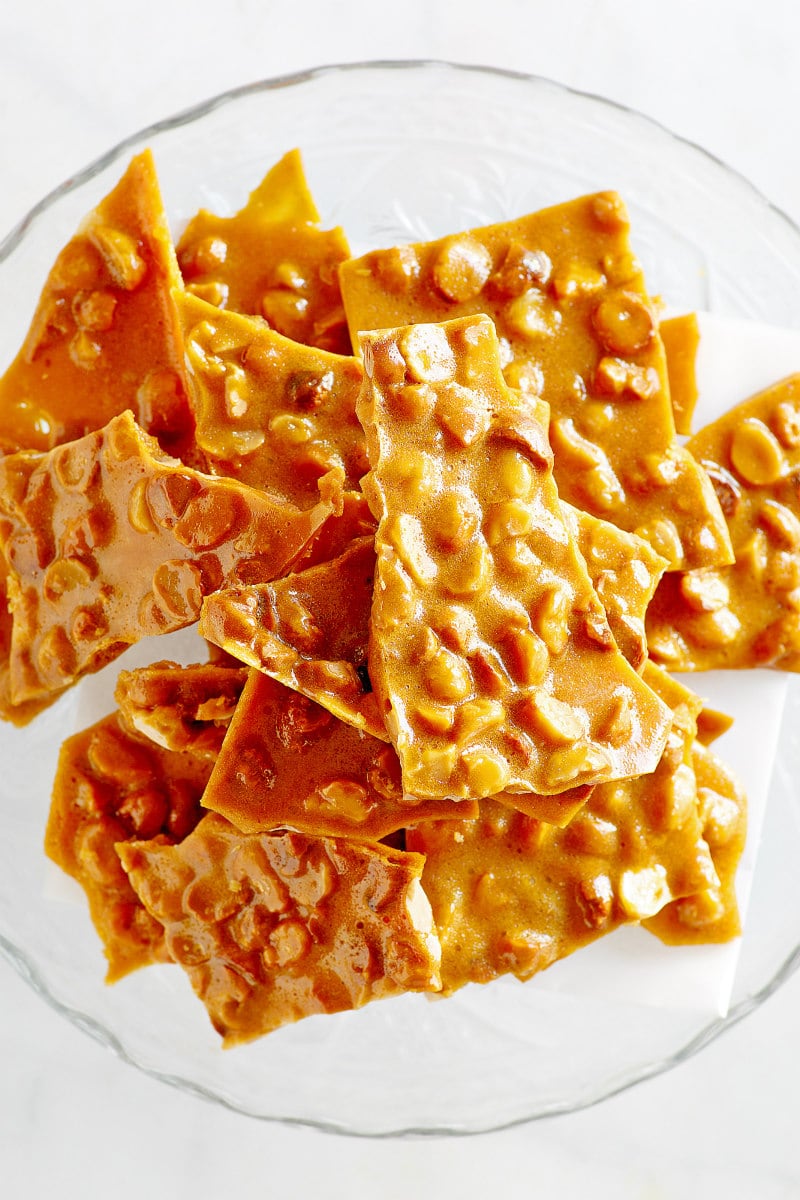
[340,193,732,572]
[177,148,351,355]
[647,374,800,670]
[357,315,672,806]
[0,410,333,704]
[115,660,248,759]
[179,292,367,503]
[0,150,193,460]
[118,812,442,1045]
[45,711,211,981]
[408,663,718,993]
[201,669,478,840]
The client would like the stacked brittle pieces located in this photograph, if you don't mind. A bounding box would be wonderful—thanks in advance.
[0,146,766,1047]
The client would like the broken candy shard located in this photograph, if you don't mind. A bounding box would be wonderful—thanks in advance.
[646,373,800,671]
[340,192,732,571]
[644,738,747,945]
[178,291,367,504]
[115,660,249,760]
[0,410,332,704]
[201,668,478,841]
[661,313,700,437]
[199,535,387,741]
[562,502,668,672]
[177,148,352,355]
[408,662,719,994]
[117,812,442,1046]
[0,149,193,459]
[44,710,211,981]
[357,315,672,803]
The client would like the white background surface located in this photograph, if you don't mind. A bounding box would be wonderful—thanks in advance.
[3,2,800,1196]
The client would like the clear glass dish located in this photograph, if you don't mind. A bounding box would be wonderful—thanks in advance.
[2,60,800,1136]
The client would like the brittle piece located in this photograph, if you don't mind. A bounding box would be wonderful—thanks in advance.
[341,194,732,571]
[118,813,442,1045]
[0,551,49,725]
[0,411,332,705]
[645,739,746,945]
[115,660,248,759]
[290,488,377,571]
[0,150,193,459]
[358,316,671,805]
[408,663,718,993]
[647,374,800,670]
[45,712,210,981]
[563,503,668,671]
[200,535,386,740]
[179,293,367,504]
[202,669,478,840]
[661,313,700,436]
[177,148,351,354]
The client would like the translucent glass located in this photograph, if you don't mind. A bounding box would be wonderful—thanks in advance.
[2,61,800,1135]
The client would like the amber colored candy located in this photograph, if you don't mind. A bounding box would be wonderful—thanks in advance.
[118,812,442,1045]
[357,316,671,807]
[200,535,387,741]
[661,313,700,436]
[176,148,351,354]
[695,705,735,746]
[290,488,377,572]
[0,411,333,706]
[644,739,746,945]
[647,374,800,671]
[0,552,49,725]
[340,193,732,572]
[0,150,193,459]
[45,711,211,981]
[179,292,367,503]
[562,503,667,672]
[202,669,478,840]
[115,660,248,759]
[408,663,721,994]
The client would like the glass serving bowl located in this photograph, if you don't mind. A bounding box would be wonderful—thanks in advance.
[2,60,800,1137]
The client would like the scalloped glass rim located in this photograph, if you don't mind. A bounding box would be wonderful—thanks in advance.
[2,60,800,1137]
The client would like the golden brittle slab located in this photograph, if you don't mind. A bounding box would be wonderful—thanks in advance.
[357,315,671,804]
[118,812,442,1045]
[340,192,732,571]
[0,411,332,705]
[647,374,800,670]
